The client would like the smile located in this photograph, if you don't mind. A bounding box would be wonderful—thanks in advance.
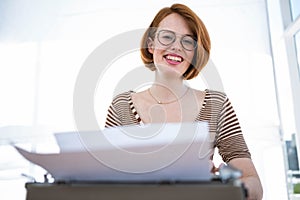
[164,54,184,64]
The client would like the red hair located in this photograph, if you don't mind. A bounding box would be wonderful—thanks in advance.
[140,3,211,80]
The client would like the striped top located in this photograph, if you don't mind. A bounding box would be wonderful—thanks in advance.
[105,89,251,163]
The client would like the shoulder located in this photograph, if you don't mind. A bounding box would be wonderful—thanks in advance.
[204,89,227,98]
[111,91,135,104]
[187,88,227,103]
[191,89,227,101]
[203,89,229,104]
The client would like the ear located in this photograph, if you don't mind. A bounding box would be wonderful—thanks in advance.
[147,38,154,54]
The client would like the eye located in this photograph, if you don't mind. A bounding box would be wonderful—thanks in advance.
[182,38,194,45]
[162,35,174,41]
[160,33,175,42]
[158,30,176,45]
[181,36,197,50]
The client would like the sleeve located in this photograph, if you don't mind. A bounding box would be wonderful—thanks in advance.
[215,95,251,163]
[105,101,122,128]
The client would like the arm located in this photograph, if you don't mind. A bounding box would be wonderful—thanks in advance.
[214,93,263,199]
[229,158,263,200]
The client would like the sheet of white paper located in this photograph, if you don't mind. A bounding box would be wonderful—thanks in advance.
[15,122,213,182]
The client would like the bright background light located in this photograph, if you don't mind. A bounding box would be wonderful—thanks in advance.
[0,1,298,199]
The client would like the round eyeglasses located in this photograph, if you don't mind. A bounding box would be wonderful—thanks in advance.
[157,30,197,51]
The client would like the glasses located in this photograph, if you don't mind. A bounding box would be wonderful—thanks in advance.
[156,30,197,51]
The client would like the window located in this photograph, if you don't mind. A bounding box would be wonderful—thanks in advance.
[290,0,300,20]
[294,31,300,78]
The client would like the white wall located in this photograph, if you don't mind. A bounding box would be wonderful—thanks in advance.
[0,0,287,199]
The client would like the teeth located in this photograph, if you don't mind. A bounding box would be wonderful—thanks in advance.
[166,55,182,62]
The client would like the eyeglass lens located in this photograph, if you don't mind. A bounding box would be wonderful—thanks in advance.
[157,30,197,51]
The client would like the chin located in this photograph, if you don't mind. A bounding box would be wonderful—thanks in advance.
[155,63,186,77]
[159,69,184,79]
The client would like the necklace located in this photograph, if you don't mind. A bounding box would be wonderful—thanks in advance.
[148,87,190,104]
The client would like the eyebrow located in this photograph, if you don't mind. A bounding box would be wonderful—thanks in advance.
[158,29,195,38]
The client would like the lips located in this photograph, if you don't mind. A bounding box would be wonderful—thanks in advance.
[164,54,184,64]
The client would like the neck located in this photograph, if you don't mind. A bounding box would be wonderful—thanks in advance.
[150,73,188,103]
[155,70,186,89]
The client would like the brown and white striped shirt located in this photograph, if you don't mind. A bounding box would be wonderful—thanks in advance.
[105,89,251,163]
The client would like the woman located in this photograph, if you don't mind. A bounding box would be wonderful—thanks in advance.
[105,3,263,199]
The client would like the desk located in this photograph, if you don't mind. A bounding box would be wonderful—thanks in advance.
[25,181,247,200]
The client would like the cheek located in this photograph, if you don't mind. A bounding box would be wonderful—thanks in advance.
[184,52,195,66]
[152,48,164,60]
[189,51,195,60]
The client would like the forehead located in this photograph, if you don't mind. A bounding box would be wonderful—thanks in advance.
[158,13,192,35]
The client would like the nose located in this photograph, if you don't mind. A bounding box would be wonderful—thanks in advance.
[170,37,182,51]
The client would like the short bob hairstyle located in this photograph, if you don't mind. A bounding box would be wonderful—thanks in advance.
[140,4,211,80]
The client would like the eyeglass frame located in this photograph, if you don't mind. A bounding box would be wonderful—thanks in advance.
[155,29,198,51]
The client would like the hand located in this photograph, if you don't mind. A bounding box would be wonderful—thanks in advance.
[210,161,225,174]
